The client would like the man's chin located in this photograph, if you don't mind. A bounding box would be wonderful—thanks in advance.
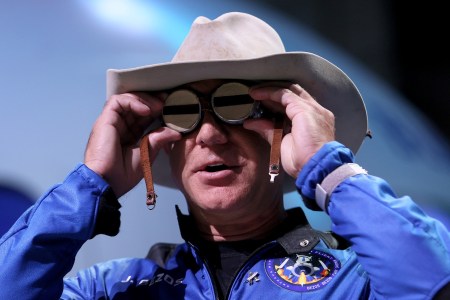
[190,189,250,212]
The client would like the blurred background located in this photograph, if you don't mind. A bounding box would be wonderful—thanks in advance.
[1,0,449,276]
[260,1,450,144]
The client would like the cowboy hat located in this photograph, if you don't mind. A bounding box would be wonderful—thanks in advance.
[106,12,368,191]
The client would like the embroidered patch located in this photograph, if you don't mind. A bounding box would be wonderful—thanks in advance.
[265,250,340,292]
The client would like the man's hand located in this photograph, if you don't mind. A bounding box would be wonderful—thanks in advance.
[84,92,181,197]
[246,83,335,178]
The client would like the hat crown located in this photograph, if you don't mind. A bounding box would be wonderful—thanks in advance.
[172,12,286,62]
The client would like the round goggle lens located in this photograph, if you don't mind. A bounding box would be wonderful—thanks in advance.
[212,82,254,123]
[162,89,201,132]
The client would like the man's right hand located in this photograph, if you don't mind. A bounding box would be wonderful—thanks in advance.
[84,92,181,197]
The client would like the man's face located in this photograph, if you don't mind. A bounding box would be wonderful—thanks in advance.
[167,80,283,218]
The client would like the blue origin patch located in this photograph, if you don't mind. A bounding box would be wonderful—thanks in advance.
[265,250,340,292]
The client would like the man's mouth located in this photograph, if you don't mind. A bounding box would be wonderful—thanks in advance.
[195,162,240,183]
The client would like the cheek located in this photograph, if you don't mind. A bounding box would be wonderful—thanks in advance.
[168,142,188,186]
[245,135,271,162]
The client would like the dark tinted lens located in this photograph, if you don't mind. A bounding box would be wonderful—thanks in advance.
[212,82,254,123]
[162,90,201,132]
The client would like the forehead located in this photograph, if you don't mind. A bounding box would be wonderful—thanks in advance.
[180,79,228,94]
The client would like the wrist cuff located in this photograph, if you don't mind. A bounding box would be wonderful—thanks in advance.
[315,163,367,213]
[91,187,121,238]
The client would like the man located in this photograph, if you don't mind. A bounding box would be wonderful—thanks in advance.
[0,12,449,299]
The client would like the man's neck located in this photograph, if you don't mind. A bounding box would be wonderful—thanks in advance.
[193,199,287,242]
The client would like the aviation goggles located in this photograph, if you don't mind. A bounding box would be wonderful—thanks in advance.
[162,82,268,133]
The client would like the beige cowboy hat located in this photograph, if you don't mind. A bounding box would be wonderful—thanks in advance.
[106,12,368,191]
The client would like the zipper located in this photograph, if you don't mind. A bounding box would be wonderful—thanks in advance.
[187,241,221,300]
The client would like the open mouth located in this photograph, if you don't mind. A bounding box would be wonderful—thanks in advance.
[205,164,229,172]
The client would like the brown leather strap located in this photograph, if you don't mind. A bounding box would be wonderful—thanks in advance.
[140,134,157,210]
[269,115,285,183]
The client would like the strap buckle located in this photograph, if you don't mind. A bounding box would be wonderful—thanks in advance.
[269,164,280,183]
[146,191,157,210]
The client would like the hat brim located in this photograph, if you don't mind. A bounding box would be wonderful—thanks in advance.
[106,52,368,192]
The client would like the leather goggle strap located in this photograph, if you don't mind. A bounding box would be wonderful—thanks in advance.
[139,134,157,210]
[269,115,285,183]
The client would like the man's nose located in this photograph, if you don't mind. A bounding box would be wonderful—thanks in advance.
[195,111,228,145]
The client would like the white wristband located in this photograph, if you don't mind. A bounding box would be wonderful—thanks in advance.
[315,163,368,212]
